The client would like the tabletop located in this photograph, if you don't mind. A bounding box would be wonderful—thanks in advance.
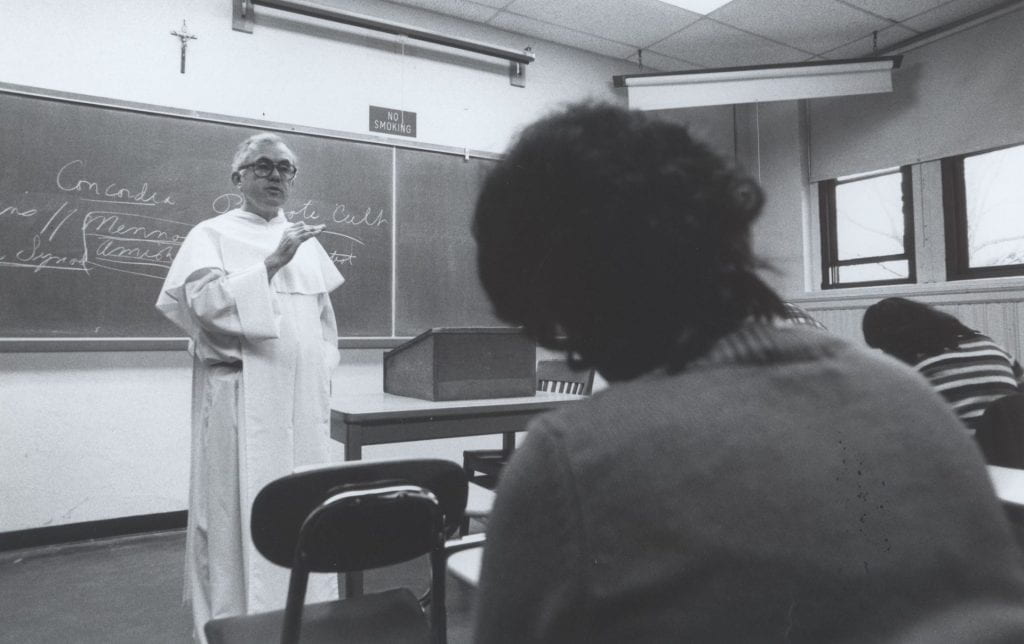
[331,390,587,422]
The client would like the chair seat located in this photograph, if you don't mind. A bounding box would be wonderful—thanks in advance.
[463,449,507,476]
[205,588,429,644]
[463,449,508,490]
[462,362,594,495]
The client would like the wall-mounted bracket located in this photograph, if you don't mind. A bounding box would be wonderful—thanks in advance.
[509,47,532,87]
[233,0,254,33]
[509,61,525,88]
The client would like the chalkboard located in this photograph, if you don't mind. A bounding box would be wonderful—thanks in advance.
[395,149,502,335]
[0,86,500,347]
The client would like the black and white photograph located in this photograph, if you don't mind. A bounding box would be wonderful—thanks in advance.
[3,1,1024,642]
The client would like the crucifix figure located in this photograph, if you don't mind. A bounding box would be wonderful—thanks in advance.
[170,20,198,74]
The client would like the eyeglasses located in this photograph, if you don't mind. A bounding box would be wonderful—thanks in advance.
[239,157,298,180]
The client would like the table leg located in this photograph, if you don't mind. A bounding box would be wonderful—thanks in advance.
[343,427,363,597]
[345,431,363,461]
[502,431,516,454]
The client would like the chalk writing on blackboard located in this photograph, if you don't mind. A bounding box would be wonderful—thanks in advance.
[0,87,497,340]
[56,159,177,206]
[0,159,384,280]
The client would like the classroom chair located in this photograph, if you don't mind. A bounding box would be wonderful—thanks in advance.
[463,360,595,490]
[977,393,1024,469]
[459,360,595,535]
[535,359,596,396]
[204,459,483,644]
[459,481,498,536]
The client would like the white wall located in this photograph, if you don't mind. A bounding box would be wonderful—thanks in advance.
[1,351,192,531]
[650,102,810,297]
[655,104,736,162]
[0,0,632,533]
[2,0,635,153]
[738,101,810,297]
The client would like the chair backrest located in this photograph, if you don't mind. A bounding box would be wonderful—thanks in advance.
[251,458,467,571]
[977,393,1024,468]
[536,359,595,395]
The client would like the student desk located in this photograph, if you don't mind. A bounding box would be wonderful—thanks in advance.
[988,465,1024,506]
[330,390,586,595]
[989,465,1024,516]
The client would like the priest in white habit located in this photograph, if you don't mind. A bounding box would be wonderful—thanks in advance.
[156,132,344,641]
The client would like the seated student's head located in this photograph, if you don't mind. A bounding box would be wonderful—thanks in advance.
[862,296,977,365]
[473,102,784,382]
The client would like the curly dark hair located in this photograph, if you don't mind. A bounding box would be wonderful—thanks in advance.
[473,102,784,382]
[862,297,980,365]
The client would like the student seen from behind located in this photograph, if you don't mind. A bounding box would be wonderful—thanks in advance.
[470,103,1024,643]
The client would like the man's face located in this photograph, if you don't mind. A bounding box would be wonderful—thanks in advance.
[235,140,297,216]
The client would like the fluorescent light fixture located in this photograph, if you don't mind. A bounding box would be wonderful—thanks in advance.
[613,56,902,110]
[655,0,732,13]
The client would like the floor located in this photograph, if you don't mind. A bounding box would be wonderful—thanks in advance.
[0,530,478,644]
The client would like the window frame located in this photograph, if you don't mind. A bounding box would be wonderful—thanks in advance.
[818,165,916,290]
[943,143,1024,281]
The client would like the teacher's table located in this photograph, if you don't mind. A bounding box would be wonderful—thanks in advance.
[330,391,586,460]
[330,390,586,595]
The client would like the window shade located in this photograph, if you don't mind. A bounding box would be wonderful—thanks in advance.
[807,9,1024,183]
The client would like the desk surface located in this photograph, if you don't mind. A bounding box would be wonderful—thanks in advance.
[329,390,587,454]
[331,391,586,423]
[988,465,1024,507]
[448,546,484,588]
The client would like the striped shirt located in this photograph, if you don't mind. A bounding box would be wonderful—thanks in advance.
[914,335,1023,433]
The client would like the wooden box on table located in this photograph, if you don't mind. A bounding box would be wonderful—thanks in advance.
[383,327,535,401]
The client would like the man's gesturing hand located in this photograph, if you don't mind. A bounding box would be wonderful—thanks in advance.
[265,222,326,280]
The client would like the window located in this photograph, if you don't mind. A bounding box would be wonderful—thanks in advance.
[819,166,915,289]
[944,142,1024,279]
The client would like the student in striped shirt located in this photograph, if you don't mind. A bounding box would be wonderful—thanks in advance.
[863,296,1023,433]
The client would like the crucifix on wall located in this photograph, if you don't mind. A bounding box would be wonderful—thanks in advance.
[170,20,198,74]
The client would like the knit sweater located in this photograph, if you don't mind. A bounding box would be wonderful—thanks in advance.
[474,323,1024,643]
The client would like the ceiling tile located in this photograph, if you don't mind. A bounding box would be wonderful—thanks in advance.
[650,17,811,67]
[490,11,639,59]
[379,0,502,23]
[819,23,917,58]
[837,0,950,22]
[625,49,701,72]
[503,0,702,47]
[901,0,1012,33]
[708,0,892,55]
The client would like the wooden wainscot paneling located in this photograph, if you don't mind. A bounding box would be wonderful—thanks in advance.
[790,281,1024,361]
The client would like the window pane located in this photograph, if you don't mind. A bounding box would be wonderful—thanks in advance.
[834,171,905,261]
[964,144,1024,268]
[837,260,910,284]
